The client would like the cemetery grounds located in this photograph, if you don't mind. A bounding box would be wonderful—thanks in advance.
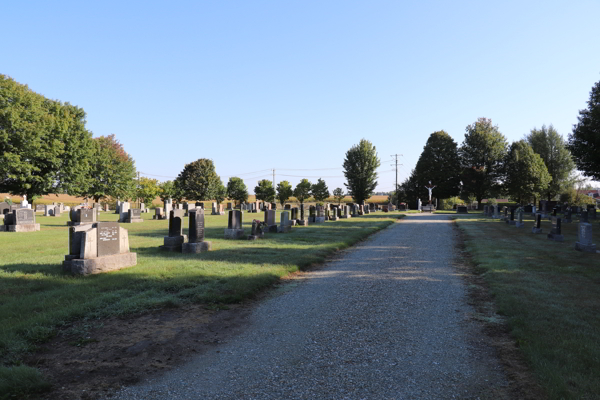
[0,208,400,399]
[450,210,600,400]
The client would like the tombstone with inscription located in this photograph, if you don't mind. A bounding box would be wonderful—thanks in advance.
[264,209,278,233]
[515,209,524,228]
[63,222,136,275]
[224,210,245,239]
[182,208,212,253]
[1,208,40,232]
[278,211,292,233]
[315,205,326,223]
[35,204,45,213]
[297,204,308,226]
[125,208,143,223]
[153,207,165,220]
[547,217,564,242]
[160,210,187,251]
[118,202,130,222]
[67,208,97,226]
[575,220,596,253]
[308,206,316,223]
[342,205,351,218]
[330,206,339,221]
[532,214,543,234]
[53,206,62,217]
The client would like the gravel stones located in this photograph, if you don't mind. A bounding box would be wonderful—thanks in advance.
[112,213,508,399]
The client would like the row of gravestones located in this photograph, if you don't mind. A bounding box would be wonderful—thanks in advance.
[483,205,597,253]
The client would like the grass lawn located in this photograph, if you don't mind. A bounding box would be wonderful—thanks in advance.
[454,213,600,399]
[0,209,401,398]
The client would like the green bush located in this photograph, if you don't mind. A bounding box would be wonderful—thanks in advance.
[0,365,51,399]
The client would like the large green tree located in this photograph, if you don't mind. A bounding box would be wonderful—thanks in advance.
[311,178,330,203]
[459,118,508,207]
[226,177,249,205]
[526,124,575,201]
[213,179,227,205]
[343,139,380,204]
[333,187,345,205]
[175,158,220,201]
[293,179,312,205]
[394,169,425,209]
[136,177,160,205]
[0,74,94,199]
[504,140,552,204]
[568,79,600,180]
[159,180,179,201]
[414,131,461,201]
[276,180,293,206]
[85,135,137,202]
[254,179,276,203]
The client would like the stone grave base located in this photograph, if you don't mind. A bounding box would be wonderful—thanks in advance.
[330,217,338,221]
[515,222,524,228]
[63,252,137,275]
[575,242,596,253]
[531,227,543,234]
[224,229,245,239]
[296,219,308,226]
[341,215,351,219]
[126,218,144,223]
[547,233,564,242]
[248,233,264,240]
[182,241,212,253]
[1,223,40,232]
[160,235,188,251]
[315,217,326,223]
[267,225,278,233]
[278,225,291,233]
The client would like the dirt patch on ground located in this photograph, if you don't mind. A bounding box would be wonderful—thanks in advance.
[451,221,547,400]
[26,302,257,400]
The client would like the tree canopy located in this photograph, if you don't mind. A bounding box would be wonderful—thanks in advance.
[526,125,575,201]
[293,179,312,204]
[175,158,220,201]
[213,179,227,205]
[568,79,600,180]
[226,177,248,205]
[276,180,293,206]
[333,187,345,205]
[459,118,508,205]
[0,74,94,198]
[414,131,461,201]
[504,140,551,204]
[311,178,330,203]
[255,179,276,203]
[158,180,178,202]
[343,139,380,204]
[136,177,160,205]
[85,135,137,201]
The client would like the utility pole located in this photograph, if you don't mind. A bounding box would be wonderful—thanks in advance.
[272,168,275,188]
[137,171,141,209]
[391,154,402,208]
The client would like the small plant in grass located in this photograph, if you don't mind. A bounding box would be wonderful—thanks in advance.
[0,365,51,399]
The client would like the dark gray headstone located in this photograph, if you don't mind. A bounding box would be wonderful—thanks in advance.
[536,214,541,229]
[228,210,242,229]
[195,202,204,209]
[15,208,34,224]
[168,210,182,237]
[300,204,305,220]
[188,209,205,243]
[291,207,298,220]
[309,206,316,217]
[130,209,142,219]
[97,222,120,257]
[552,217,562,235]
[581,210,589,223]
[80,209,95,223]
[264,210,276,226]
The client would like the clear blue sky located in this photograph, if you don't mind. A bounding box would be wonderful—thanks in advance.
[3,1,600,194]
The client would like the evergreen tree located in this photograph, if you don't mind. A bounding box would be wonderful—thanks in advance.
[255,179,276,203]
[504,140,551,204]
[414,131,461,201]
[568,79,600,180]
[226,177,249,206]
[293,179,312,205]
[311,178,330,203]
[333,188,345,205]
[459,118,508,207]
[175,158,220,201]
[343,139,380,204]
[276,180,293,206]
[526,124,575,201]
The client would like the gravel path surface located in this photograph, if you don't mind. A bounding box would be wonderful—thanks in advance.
[112,213,509,399]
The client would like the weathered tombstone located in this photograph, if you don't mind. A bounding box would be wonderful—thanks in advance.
[271,202,277,210]
[212,202,219,215]
[343,205,351,218]
[227,202,233,210]
[35,204,45,212]
[575,221,596,253]
[224,210,245,239]
[532,214,543,234]
[68,208,97,226]
[118,202,130,222]
[164,199,173,220]
[1,208,40,232]
[160,210,187,251]
[248,219,264,240]
[264,209,278,232]
[126,208,143,223]
[515,209,524,228]
[547,217,564,242]
[63,221,136,275]
[308,206,316,223]
[44,204,53,216]
[278,211,291,233]
[182,209,212,253]
[315,205,326,223]
[53,206,62,217]
[330,206,339,221]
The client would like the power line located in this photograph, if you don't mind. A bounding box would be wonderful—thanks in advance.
[391,154,403,208]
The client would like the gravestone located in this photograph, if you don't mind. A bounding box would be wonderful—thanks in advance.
[153,207,165,220]
[104,203,110,212]
[308,206,316,223]
[563,208,572,223]
[580,210,589,223]
[227,202,233,210]
[278,211,291,233]
[195,202,204,209]
[118,202,130,222]
[160,210,187,251]
[515,209,524,228]
[212,202,219,215]
[547,217,564,242]
[291,207,299,221]
[315,205,326,223]
[63,221,136,275]
[271,202,277,210]
[507,208,516,225]
[329,206,338,221]
[1,208,40,232]
[115,200,121,215]
[532,214,543,234]
[575,222,596,253]
[125,208,143,223]
[183,202,189,212]
[264,209,278,232]
[417,199,422,212]
[524,204,533,213]
[35,204,45,212]
[164,199,173,220]
[284,204,291,210]
[224,210,245,239]
[398,203,408,211]
[68,208,97,226]
[248,219,264,240]
[0,202,9,216]
[589,206,597,220]
[44,204,53,216]
[342,205,351,218]
[182,209,212,253]
[54,206,62,217]
[457,206,468,214]
[297,204,308,226]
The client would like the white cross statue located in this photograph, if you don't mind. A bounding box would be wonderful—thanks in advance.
[425,181,436,205]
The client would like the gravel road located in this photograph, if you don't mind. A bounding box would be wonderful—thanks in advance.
[112,213,509,399]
